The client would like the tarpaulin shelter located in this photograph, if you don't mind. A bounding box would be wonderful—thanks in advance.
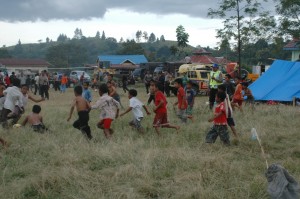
[249,60,300,101]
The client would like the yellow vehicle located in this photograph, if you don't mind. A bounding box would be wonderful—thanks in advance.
[171,64,211,95]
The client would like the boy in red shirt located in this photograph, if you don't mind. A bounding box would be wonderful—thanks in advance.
[153,82,180,136]
[205,91,230,145]
[173,79,188,123]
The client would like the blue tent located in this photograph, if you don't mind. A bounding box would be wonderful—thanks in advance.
[249,60,300,101]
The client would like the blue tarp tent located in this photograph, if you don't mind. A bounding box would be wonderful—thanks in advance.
[249,60,300,101]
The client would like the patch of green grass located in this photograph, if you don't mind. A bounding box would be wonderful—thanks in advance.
[0,84,299,198]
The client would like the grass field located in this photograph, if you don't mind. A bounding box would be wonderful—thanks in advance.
[0,84,300,199]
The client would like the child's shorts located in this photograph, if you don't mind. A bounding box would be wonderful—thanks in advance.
[227,117,235,126]
[98,118,113,129]
[129,117,143,129]
[186,105,193,116]
[205,125,230,145]
[153,112,169,127]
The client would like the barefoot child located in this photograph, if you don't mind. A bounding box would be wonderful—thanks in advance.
[92,84,120,139]
[153,82,180,136]
[120,89,150,133]
[218,84,238,140]
[22,105,47,133]
[205,91,230,145]
[67,86,92,140]
[173,79,188,123]
[185,80,196,122]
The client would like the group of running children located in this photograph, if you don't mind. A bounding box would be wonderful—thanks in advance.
[0,73,253,147]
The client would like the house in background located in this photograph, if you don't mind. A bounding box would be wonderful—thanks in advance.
[283,38,300,61]
[191,48,230,66]
[97,55,148,70]
[0,58,51,75]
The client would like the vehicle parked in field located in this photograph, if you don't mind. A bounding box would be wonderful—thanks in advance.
[170,64,211,95]
[70,70,91,83]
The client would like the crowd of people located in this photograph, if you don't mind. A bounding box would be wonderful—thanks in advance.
[0,65,254,148]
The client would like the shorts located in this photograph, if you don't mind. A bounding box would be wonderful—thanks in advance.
[177,109,187,123]
[205,125,230,145]
[98,118,113,129]
[129,117,143,129]
[233,99,243,106]
[186,105,193,116]
[153,112,169,127]
[227,117,235,127]
[31,123,47,133]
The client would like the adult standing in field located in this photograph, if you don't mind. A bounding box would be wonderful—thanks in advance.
[9,72,17,85]
[209,64,223,110]
[222,74,235,100]
[60,74,68,93]
[19,73,26,86]
[54,73,60,91]
[164,71,172,97]
[34,73,39,95]
[144,71,152,94]
[158,72,165,94]
[39,71,49,100]
[80,72,85,86]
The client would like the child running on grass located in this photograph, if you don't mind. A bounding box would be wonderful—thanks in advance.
[173,78,188,123]
[22,105,48,133]
[205,91,230,145]
[92,84,120,139]
[153,82,180,136]
[185,80,196,122]
[120,89,151,133]
[82,82,92,103]
[107,80,123,109]
[67,85,92,140]
[218,84,239,141]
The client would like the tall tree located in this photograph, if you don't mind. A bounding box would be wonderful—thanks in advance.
[160,35,166,42]
[57,34,68,42]
[208,0,275,76]
[176,25,189,48]
[276,0,300,38]
[95,31,101,39]
[46,37,50,43]
[148,33,156,43]
[136,30,142,42]
[13,39,23,56]
[101,31,106,40]
[73,28,83,39]
[142,31,148,42]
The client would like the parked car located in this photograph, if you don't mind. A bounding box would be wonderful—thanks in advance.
[69,71,91,83]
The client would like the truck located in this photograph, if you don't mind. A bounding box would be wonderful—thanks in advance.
[170,64,211,95]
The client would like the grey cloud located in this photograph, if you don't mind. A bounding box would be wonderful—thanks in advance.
[0,0,274,22]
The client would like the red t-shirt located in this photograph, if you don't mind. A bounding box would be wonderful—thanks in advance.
[4,76,10,86]
[155,91,167,114]
[214,102,227,125]
[177,87,188,109]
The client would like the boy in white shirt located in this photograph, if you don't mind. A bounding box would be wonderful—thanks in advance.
[1,79,23,128]
[91,84,120,139]
[120,89,150,133]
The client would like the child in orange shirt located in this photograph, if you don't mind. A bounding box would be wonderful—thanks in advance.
[232,77,243,112]
[173,79,188,123]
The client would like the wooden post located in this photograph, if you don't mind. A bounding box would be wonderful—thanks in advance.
[293,97,296,107]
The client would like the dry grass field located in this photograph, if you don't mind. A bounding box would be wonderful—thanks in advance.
[0,83,300,199]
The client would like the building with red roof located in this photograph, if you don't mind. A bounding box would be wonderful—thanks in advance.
[283,38,300,61]
[0,58,51,74]
[190,48,230,65]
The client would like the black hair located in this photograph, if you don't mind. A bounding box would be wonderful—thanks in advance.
[99,83,109,93]
[21,84,28,88]
[225,74,232,79]
[149,79,156,83]
[108,74,113,78]
[83,82,89,86]
[12,78,21,88]
[218,84,226,92]
[129,89,137,97]
[217,91,226,101]
[174,78,183,85]
[241,82,249,87]
[74,85,83,95]
[32,105,41,114]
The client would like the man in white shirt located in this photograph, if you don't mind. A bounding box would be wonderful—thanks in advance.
[1,79,23,128]
[34,73,40,95]
[120,89,150,133]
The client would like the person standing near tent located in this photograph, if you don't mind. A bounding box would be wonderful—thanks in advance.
[232,77,243,112]
[209,64,223,110]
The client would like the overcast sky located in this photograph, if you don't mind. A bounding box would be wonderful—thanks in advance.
[0,0,274,48]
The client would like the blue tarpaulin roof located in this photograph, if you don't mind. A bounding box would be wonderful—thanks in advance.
[249,60,300,101]
[98,55,148,65]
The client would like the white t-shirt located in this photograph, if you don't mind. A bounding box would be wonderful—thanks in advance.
[20,76,26,85]
[129,97,144,120]
[34,76,39,84]
[3,86,23,111]
[0,96,5,111]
